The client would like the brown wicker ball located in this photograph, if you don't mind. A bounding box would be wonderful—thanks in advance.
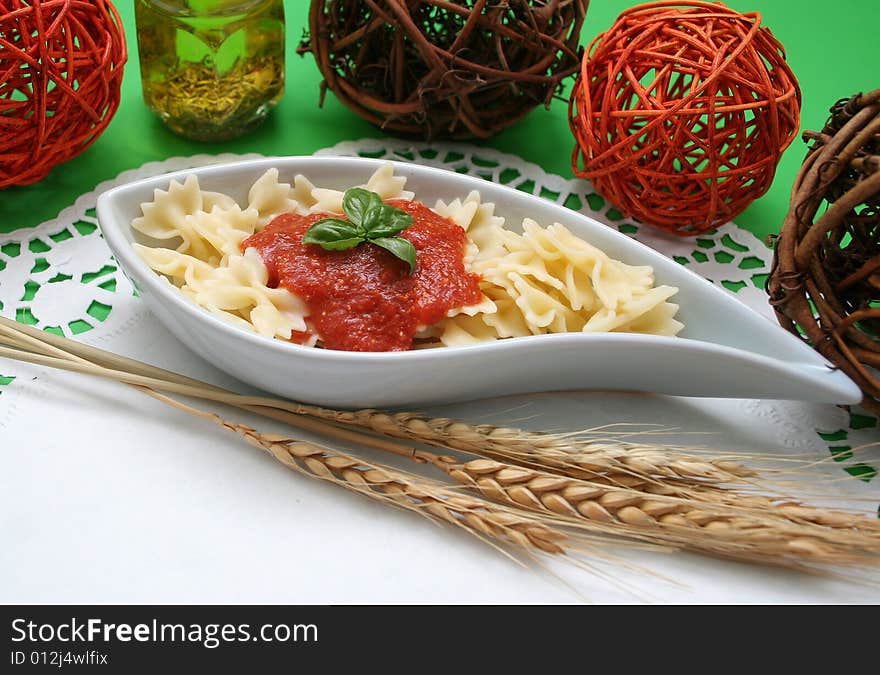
[298,0,589,140]
[768,89,880,412]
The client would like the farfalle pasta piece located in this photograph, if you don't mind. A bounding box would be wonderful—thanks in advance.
[247,169,303,228]
[134,244,308,341]
[131,175,245,265]
[445,292,497,319]
[132,244,216,288]
[365,162,415,202]
[615,298,683,337]
[582,285,680,334]
[503,272,585,334]
[436,286,522,345]
[184,204,259,262]
[309,163,415,214]
[480,295,533,339]
[434,190,507,264]
[308,186,344,215]
[291,174,318,210]
[435,313,501,346]
[132,174,236,247]
[550,258,599,313]
[432,193,478,229]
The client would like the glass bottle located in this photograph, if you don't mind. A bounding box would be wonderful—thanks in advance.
[134,0,285,141]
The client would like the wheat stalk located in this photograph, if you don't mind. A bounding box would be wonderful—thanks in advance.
[0,319,874,529]
[2,318,879,574]
[305,407,755,483]
[0,321,814,529]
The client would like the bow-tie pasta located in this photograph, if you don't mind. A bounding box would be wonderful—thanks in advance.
[132,163,683,351]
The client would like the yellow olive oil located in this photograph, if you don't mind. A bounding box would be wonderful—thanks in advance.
[135,0,285,141]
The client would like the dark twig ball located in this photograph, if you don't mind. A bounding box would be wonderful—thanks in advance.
[298,0,589,140]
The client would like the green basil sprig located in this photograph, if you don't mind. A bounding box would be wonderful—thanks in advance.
[301,187,417,272]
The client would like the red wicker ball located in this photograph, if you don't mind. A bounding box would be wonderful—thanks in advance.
[0,0,126,189]
[569,1,801,235]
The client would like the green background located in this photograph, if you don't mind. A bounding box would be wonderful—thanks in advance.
[1,0,875,238]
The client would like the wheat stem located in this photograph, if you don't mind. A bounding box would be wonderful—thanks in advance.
[0,316,754,487]
[0,327,422,460]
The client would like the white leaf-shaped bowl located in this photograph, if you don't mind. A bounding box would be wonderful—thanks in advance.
[96,156,861,408]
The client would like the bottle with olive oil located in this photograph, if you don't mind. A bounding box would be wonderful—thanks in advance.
[135,0,285,141]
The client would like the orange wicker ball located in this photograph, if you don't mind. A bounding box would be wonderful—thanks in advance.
[0,0,126,189]
[569,1,801,235]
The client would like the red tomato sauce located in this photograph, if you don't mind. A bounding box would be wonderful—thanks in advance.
[241,200,483,351]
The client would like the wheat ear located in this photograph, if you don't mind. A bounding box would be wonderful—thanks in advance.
[417,455,880,569]
[10,334,875,564]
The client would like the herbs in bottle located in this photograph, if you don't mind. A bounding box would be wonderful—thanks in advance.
[135,0,285,141]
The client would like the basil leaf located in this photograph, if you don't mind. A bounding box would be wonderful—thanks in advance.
[342,188,383,228]
[302,218,364,250]
[363,204,412,238]
[371,236,417,273]
[314,237,365,251]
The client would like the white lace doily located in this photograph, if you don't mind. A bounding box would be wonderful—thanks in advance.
[1,141,877,603]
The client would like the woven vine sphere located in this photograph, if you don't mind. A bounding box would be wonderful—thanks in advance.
[569,1,800,235]
[300,0,588,140]
[768,89,880,413]
[0,0,126,188]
